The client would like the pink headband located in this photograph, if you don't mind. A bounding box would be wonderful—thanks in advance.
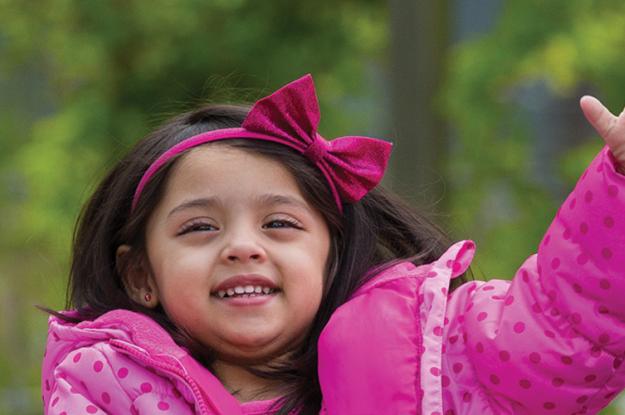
[131,74,392,213]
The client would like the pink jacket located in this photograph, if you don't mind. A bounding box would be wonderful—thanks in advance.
[42,147,625,414]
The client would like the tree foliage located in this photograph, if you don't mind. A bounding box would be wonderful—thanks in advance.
[442,0,625,281]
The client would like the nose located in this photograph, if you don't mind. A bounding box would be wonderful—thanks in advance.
[219,229,267,264]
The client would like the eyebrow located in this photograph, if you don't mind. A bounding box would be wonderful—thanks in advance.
[167,194,310,218]
[167,197,220,218]
[254,194,311,212]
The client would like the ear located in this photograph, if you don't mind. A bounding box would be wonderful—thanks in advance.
[116,244,159,308]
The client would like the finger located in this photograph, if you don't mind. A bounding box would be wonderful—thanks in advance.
[579,95,619,141]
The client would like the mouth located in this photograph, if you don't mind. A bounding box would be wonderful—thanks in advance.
[211,274,282,300]
[211,285,281,299]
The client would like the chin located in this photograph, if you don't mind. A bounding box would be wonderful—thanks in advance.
[230,333,280,353]
[217,335,295,365]
[217,348,284,366]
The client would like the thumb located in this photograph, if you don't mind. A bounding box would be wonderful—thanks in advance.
[580,96,625,171]
[580,96,617,137]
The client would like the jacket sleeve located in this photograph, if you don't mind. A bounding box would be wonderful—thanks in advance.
[44,343,195,415]
[442,147,625,414]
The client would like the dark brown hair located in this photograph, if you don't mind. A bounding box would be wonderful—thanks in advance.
[56,104,467,415]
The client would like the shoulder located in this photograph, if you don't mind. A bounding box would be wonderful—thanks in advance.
[351,239,476,299]
[317,241,476,413]
[43,310,137,386]
[42,310,196,414]
[44,309,187,373]
[43,341,195,414]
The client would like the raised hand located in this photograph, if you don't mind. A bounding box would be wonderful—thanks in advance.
[580,96,625,173]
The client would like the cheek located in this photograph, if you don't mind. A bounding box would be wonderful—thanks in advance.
[151,254,212,307]
[303,235,332,309]
[285,266,325,320]
[152,245,211,282]
[158,277,203,318]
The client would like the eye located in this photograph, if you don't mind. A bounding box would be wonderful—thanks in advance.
[178,220,219,235]
[263,217,302,230]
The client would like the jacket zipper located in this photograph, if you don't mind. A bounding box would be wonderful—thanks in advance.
[110,339,213,414]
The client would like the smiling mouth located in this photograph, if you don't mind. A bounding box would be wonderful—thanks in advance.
[212,286,281,299]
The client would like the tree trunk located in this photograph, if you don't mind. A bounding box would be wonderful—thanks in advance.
[388,0,450,210]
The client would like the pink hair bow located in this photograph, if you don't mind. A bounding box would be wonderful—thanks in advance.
[131,74,392,213]
[243,74,392,206]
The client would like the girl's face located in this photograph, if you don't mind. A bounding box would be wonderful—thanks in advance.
[143,145,330,364]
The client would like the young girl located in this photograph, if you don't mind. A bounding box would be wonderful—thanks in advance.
[41,74,625,415]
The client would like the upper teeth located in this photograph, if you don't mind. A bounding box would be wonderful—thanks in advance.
[216,285,275,298]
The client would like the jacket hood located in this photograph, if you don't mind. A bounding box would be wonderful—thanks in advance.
[43,309,190,378]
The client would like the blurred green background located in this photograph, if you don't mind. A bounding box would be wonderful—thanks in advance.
[1,0,624,413]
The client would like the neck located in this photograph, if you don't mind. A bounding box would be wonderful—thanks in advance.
[212,359,286,403]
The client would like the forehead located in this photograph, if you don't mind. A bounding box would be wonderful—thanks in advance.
[160,144,304,205]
